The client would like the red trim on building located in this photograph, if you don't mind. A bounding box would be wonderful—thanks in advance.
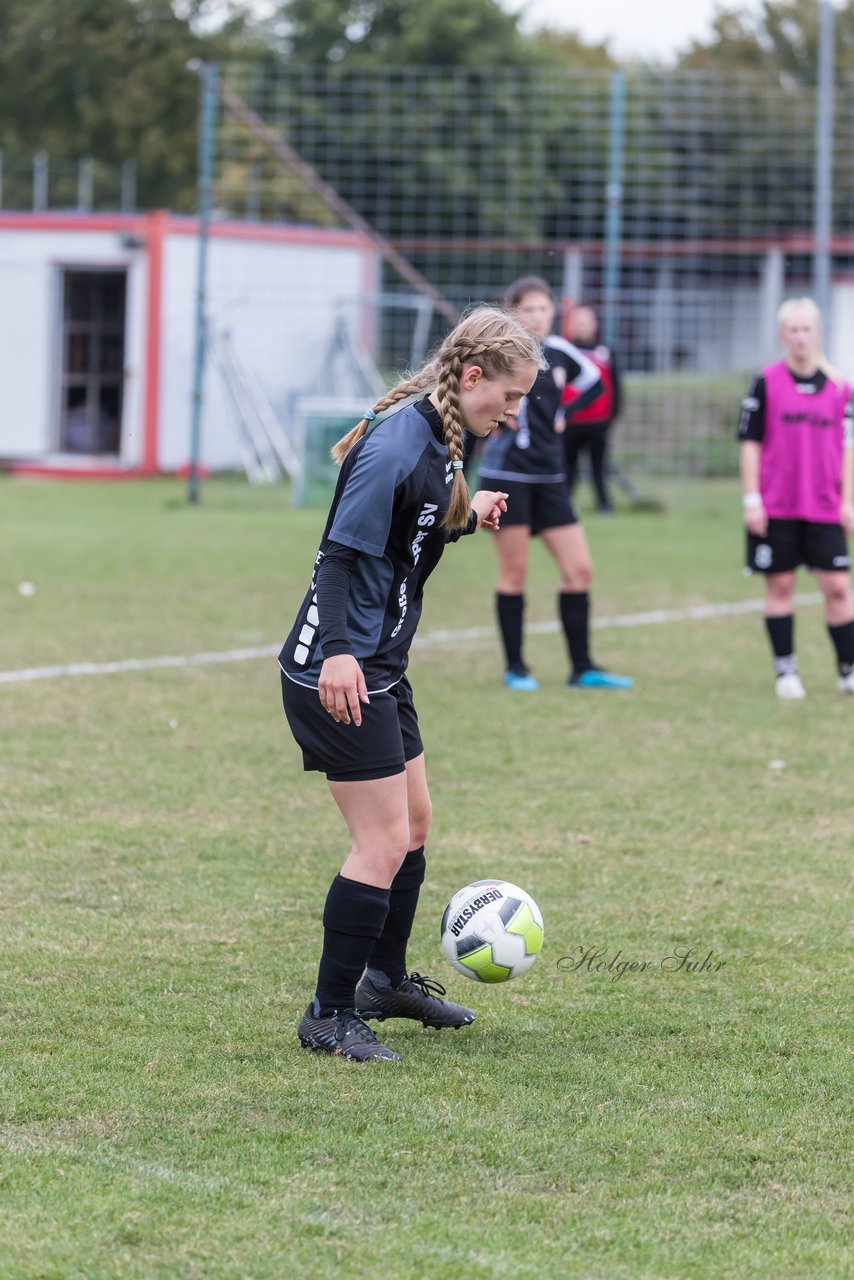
[142,210,166,475]
[390,234,854,258]
[0,213,149,235]
[166,216,368,249]
[2,213,848,259]
[0,210,368,250]
[6,461,143,480]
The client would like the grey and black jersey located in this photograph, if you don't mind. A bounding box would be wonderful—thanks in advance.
[279,398,465,692]
[479,334,600,483]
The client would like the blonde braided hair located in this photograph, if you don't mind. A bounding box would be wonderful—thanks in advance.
[332,306,545,530]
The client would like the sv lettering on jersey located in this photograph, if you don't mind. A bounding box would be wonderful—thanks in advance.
[411,503,438,565]
[391,502,439,639]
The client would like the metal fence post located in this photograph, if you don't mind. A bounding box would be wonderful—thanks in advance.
[121,159,137,212]
[188,61,219,506]
[78,157,94,211]
[33,152,49,211]
[814,0,835,345]
[603,70,625,350]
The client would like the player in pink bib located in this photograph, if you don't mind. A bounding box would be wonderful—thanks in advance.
[739,297,854,698]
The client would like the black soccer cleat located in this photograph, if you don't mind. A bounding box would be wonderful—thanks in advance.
[298,1001,401,1061]
[355,971,476,1030]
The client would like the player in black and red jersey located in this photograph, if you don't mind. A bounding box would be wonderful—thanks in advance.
[562,304,622,515]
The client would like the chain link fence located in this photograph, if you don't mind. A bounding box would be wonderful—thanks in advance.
[210,61,854,478]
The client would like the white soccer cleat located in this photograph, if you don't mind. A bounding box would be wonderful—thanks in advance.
[776,673,806,700]
[836,670,854,694]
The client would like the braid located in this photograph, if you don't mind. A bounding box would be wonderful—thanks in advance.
[454,341,490,365]
[331,367,436,465]
[332,306,544,536]
[436,354,472,531]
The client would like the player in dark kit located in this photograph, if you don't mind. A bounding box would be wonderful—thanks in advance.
[280,306,542,1061]
[739,296,854,699]
[479,276,633,691]
[561,304,622,515]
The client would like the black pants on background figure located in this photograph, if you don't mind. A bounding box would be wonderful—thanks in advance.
[564,422,612,512]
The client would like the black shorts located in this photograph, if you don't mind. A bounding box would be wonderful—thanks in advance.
[746,519,851,575]
[281,670,423,782]
[499,478,579,534]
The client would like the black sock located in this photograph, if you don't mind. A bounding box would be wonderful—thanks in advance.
[314,874,390,1015]
[366,847,426,987]
[559,591,592,678]
[827,620,854,676]
[765,615,796,676]
[496,593,526,673]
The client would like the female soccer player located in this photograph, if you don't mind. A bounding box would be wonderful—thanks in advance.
[562,303,622,515]
[478,276,633,691]
[279,306,542,1061]
[739,296,854,698]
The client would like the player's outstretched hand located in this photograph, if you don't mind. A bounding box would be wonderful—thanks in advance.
[318,654,370,726]
[471,490,509,532]
[744,502,768,538]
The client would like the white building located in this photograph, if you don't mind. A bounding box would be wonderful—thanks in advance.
[0,211,377,476]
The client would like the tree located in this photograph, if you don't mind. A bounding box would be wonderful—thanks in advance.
[529,27,615,71]
[675,2,854,236]
[678,2,854,81]
[0,0,245,210]
[261,0,532,66]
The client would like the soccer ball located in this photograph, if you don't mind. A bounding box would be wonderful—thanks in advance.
[440,880,544,983]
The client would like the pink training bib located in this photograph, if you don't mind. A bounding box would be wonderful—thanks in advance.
[760,361,850,523]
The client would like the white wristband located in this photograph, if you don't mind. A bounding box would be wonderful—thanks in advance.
[743,492,762,510]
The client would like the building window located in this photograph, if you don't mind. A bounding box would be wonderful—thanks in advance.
[59,270,127,454]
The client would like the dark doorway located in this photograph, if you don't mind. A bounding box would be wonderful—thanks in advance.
[58,270,127,454]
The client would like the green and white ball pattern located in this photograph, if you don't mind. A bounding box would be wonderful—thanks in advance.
[440,880,545,983]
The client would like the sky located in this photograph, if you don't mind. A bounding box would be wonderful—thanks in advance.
[238,0,768,64]
[505,0,765,62]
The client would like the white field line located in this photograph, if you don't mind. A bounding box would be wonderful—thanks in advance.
[0,593,823,687]
[0,1130,228,1191]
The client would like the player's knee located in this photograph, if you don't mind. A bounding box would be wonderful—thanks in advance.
[767,573,795,604]
[408,796,432,850]
[378,841,412,885]
[565,560,592,591]
[825,580,851,608]
[501,557,527,590]
[351,821,410,882]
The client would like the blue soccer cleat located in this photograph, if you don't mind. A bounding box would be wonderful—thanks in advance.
[504,669,540,691]
[569,667,634,690]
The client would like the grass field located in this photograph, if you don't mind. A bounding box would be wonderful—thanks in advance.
[1,474,851,1280]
